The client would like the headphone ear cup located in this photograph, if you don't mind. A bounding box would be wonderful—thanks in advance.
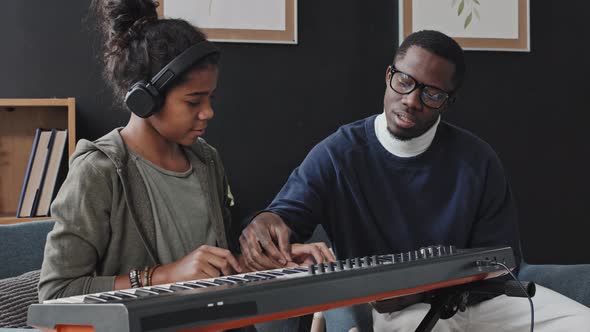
[125,81,160,118]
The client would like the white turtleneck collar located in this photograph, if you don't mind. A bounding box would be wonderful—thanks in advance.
[374,112,441,158]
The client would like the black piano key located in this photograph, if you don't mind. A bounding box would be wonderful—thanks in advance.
[183,281,207,288]
[208,280,226,285]
[243,274,265,281]
[196,281,218,287]
[291,267,309,272]
[281,268,300,274]
[83,295,109,303]
[99,293,123,301]
[113,291,137,298]
[254,272,277,279]
[226,276,249,283]
[263,271,285,276]
[170,284,193,291]
[214,278,236,285]
[134,289,159,297]
[149,286,174,293]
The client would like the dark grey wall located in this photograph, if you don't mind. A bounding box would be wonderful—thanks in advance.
[1,1,588,264]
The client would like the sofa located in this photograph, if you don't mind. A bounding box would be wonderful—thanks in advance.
[0,220,53,332]
[1,220,589,331]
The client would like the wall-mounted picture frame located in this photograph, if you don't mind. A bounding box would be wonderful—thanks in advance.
[158,0,297,44]
[399,0,530,52]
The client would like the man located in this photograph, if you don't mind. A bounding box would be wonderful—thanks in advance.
[241,30,590,331]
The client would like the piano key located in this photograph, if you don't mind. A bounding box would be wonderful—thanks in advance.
[243,274,266,281]
[214,279,236,285]
[83,295,108,304]
[182,281,207,288]
[226,276,249,283]
[52,295,86,304]
[170,284,194,291]
[113,291,138,298]
[134,289,159,297]
[99,293,123,301]
[264,271,286,276]
[196,281,219,287]
[280,269,300,274]
[255,272,277,279]
[150,286,174,293]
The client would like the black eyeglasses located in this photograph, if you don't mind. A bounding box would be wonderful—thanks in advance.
[389,66,453,109]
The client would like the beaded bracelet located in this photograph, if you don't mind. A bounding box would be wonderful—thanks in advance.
[143,266,150,288]
[129,268,142,288]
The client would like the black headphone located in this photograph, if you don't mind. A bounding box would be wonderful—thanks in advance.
[124,40,220,118]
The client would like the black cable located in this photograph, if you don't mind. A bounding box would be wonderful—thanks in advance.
[490,261,534,332]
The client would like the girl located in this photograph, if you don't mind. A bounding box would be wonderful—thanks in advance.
[39,0,333,303]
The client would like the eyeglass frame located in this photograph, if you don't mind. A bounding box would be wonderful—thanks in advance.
[388,66,456,109]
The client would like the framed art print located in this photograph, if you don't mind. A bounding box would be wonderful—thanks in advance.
[158,0,298,44]
[399,0,530,51]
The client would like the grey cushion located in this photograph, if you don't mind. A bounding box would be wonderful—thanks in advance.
[0,270,40,328]
[0,221,54,279]
[518,263,590,307]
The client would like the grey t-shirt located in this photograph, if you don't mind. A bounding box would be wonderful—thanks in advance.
[130,148,216,264]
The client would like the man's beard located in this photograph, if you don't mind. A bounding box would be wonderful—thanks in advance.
[391,132,413,141]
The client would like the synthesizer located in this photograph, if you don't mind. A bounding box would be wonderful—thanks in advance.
[28,245,516,332]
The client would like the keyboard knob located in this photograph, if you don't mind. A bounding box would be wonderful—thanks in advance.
[308,265,316,275]
[326,262,334,272]
[363,256,371,266]
[317,263,325,273]
[345,258,353,269]
[354,257,362,268]
[371,255,379,265]
[336,260,344,270]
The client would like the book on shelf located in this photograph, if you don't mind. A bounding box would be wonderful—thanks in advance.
[16,128,43,218]
[35,129,68,217]
[16,128,68,218]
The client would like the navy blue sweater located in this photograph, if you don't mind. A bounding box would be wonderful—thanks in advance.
[268,115,521,266]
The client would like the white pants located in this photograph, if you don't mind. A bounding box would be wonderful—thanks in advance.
[373,285,590,332]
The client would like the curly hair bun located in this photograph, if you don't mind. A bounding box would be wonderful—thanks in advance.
[96,0,158,41]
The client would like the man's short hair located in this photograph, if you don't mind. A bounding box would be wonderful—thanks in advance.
[395,30,466,91]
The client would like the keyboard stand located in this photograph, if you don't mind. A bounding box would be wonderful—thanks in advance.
[414,279,536,332]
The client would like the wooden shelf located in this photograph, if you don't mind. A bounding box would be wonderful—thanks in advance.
[0,213,52,225]
[0,98,76,224]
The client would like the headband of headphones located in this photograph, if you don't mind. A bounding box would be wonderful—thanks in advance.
[125,40,220,118]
